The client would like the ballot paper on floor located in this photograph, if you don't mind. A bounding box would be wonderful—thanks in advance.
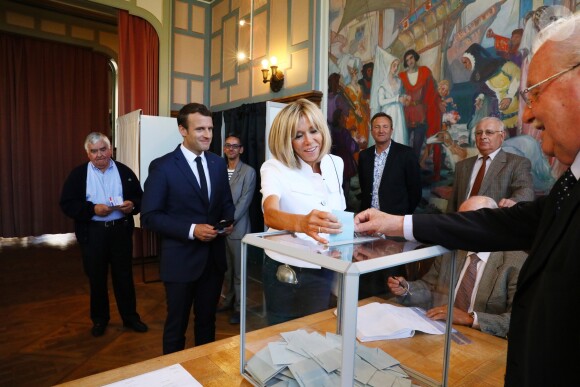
[356,302,451,342]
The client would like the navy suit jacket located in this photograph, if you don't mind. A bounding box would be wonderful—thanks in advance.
[141,146,235,283]
[358,141,422,215]
[412,173,580,386]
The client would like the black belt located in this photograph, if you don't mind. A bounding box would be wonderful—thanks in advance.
[91,218,128,227]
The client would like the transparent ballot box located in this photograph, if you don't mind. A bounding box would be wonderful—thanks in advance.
[239,231,487,387]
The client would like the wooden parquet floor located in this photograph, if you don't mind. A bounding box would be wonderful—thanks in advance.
[0,235,258,386]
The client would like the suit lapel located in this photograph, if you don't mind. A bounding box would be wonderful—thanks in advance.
[518,183,580,289]
[229,161,243,188]
[381,142,398,182]
[461,158,477,201]
[173,147,208,205]
[206,153,221,207]
[366,147,376,182]
[173,147,199,191]
[452,250,468,284]
[480,150,506,195]
[474,252,503,309]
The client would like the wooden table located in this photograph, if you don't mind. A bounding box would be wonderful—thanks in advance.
[57,299,507,387]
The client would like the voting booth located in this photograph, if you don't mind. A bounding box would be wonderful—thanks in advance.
[115,110,182,264]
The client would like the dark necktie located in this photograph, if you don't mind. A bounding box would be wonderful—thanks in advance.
[454,254,480,312]
[555,168,577,213]
[470,156,489,197]
[195,156,209,202]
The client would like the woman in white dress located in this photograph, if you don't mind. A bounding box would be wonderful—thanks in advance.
[369,46,409,146]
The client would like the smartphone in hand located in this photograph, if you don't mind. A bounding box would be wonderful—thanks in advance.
[214,219,234,233]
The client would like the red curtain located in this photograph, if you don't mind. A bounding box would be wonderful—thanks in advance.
[0,32,110,237]
[118,10,159,116]
[118,11,160,258]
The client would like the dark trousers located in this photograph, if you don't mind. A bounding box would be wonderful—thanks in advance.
[262,256,333,325]
[79,219,139,325]
[223,236,242,311]
[163,261,223,354]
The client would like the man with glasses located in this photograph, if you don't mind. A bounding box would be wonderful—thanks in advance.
[354,14,580,386]
[446,116,534,212]
[218,135,256,324]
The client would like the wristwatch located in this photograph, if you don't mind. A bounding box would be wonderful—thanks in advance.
[469,311,475,326]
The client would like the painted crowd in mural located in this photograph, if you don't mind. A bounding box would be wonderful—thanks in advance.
[328,0,578,213]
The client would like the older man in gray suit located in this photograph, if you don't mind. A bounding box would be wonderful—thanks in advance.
[219,135,256,324]
[446,117,534,212]
[389,196,527,338]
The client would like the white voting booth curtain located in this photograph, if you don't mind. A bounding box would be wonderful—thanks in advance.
[116,109,142,177]
[115,110,182,188]
[115,111,181,258]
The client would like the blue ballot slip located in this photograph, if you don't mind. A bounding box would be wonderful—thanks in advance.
[328,210,355,244]
[326,210,379,246]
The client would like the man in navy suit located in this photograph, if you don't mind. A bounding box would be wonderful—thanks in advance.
[141,103,235,354]
[354,14,580,386]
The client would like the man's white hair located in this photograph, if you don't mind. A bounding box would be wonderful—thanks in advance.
[532,12,580,69]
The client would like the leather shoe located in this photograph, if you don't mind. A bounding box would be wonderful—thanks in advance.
[123,319,148,333]
[229,313,240,325]
[91,323,107,337]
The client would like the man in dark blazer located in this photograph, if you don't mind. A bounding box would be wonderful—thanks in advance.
[219,135,256,324]
[141,103,235,354]
[60,132,147,337]
[357,112,421,297]
[389,196,527,338]
[446,116,534,212]
[358,112,422,215]
[354,14,580,386]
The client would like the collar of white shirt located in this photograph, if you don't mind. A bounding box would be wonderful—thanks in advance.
[478,147,501,162]
[180,144,206,165]
[466,251,490,263]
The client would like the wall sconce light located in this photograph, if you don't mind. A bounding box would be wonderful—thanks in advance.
[261,57,284,93]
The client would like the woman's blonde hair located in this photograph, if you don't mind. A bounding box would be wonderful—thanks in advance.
[268,99,331,169]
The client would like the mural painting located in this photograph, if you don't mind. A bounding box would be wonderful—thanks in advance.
[328,0,578,213]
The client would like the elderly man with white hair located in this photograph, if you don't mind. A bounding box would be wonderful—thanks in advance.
[355,14,580,386]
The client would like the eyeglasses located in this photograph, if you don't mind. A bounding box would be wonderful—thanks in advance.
[224,143,241,149]
[519,63,580,108]
[475,130,504,137]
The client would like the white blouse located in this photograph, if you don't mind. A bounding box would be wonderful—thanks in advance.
[260,154,346,268]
